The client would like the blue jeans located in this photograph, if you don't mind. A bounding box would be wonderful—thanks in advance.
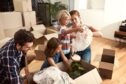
[40,52,61,70]
[76,46,91,64]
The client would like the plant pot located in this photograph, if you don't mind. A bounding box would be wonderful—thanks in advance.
[51,20,58,28]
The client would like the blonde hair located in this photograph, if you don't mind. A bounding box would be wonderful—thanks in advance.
[57,10,70,23]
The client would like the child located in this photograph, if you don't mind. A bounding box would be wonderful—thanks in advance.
[57,10,83,59]
[40,37,71,71]
[70,10,103,63]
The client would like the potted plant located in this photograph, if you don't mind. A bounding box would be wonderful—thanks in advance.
[50,1,68,27]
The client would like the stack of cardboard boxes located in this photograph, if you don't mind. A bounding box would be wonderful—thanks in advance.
[13,0,36,30]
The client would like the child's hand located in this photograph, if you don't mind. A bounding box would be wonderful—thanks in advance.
[67,65,72,72]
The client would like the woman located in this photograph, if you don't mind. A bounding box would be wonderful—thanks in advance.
[70,10,103,63]
[40,37,71,71]
[57,10,83,60]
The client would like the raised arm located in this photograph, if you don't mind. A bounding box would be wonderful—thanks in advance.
[61,27,83,35]
[88,26,103,37]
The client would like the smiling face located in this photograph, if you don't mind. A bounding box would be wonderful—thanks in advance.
[54,44,62,53]
[71,14,81,27]
[17,42,33,54]
[59,15,70,26]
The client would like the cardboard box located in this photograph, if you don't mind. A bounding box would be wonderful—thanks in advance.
[4,27,27,37]
[0,12,23,29]
[57,60,102,84]
[22,11,36,28]
[0,15,4,29]
[35,44,45,51]
[99,49,115,79]
[31,25,58,47]
[0,28,5,40]
[13,0,32,12]
[34,50,46,60]
[20,60,44,77]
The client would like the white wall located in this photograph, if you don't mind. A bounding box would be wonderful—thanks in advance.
[79,9,104,30]
[87,0,105,9]
[74,0,87,10]
[74,0,126,40]
[102,0,125,39]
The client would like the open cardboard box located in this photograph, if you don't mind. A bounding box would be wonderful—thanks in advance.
[57,60,102,84]
[99,49,115,79]
[31,24,58,47]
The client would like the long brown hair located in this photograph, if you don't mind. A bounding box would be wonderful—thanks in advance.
[44,37,61,57]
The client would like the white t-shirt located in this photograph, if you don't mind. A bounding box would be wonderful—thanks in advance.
[71,25,93,52]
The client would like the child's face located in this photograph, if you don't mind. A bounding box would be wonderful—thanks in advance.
[55,44,62,52]
[71,14,81,27]
[59,16,70,26]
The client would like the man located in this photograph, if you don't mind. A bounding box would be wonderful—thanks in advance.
[0,29,34,84]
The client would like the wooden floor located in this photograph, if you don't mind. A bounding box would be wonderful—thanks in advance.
[21,37,126,84]
[91,37,126,84]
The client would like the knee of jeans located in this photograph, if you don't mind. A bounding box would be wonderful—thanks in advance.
[82,58,90,64]
[82,55,91,64]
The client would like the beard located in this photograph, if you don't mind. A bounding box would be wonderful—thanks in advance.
[22,50,27,55]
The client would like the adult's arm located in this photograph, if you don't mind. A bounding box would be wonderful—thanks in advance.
[2,57,21,84]
[88,26,103,37]
[61,27,83,35]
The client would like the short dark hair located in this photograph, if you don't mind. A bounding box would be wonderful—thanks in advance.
[44,37,61,57]
[14,29,34,46]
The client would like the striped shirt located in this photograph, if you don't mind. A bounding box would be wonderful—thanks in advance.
[0,39,24,84]
[58,26,71,54]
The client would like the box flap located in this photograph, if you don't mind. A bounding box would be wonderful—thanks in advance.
[44,33,58,40]
[75,68,102,84]
[32,24,46,34]
[57,60,102,84]
[32,31,43,39]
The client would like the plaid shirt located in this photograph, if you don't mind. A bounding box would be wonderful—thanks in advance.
[0,39,24,84]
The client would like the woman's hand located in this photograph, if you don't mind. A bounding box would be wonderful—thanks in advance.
[76,26,83,32]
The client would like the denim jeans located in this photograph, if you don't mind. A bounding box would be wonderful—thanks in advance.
[76,46,91,64]
[40,52,61,70]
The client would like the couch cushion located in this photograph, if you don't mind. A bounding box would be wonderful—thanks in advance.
[0,28,6,40]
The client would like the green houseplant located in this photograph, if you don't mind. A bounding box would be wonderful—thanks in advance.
[50,1,68,20]
[49,1,68,27]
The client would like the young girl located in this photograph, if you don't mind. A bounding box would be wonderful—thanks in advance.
[70,10,103,63]
[40,37,71,71]
[57,10,83,59]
